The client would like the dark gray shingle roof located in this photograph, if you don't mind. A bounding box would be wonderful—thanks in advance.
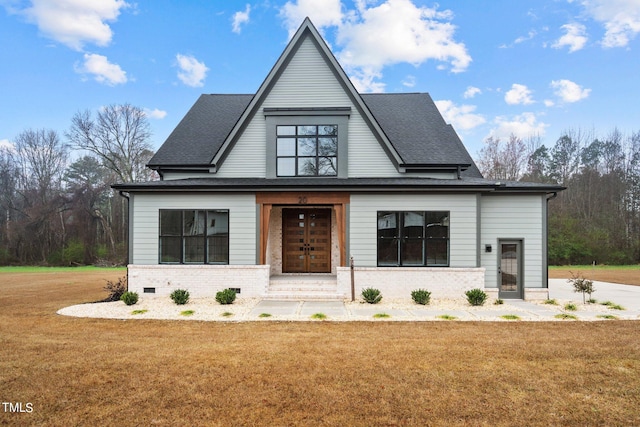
[148,92,483,178]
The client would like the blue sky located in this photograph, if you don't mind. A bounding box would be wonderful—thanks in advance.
[1,0,639,157]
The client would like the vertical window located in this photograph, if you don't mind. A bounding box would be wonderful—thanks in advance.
[159,210,229,264]
[276,125,337,176]
[377,211,449,266]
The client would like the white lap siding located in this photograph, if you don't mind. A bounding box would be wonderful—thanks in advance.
[349,193,479,268]
[130,192,256,265]
[480,194,545,289]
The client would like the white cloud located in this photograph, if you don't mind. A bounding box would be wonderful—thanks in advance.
[463,86,481,99]
[281,0,343,37]
[279,0,470,92]
[488,112,548,140]
[544,99,555,107]
[176,54,209,87]
[577,0,640,47]
[435,100,486,131]
[144,108,167,120]
[550,79,591,102]
[21,0,129,50]
[402,75,416,88]
[232,4,251,34]
[76,53,127,85]
[552,23,588,52]
[505,84,534,105]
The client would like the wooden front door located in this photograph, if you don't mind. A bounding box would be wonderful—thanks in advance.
[282,209,331,273]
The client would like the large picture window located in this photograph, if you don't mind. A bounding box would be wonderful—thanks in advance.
[159,210,229,264]
[276,125,337,176]
[377,211,449,267]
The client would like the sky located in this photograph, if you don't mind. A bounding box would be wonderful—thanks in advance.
[1,0,639,158]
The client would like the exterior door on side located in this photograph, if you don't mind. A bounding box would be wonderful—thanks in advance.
[498,240,523,299]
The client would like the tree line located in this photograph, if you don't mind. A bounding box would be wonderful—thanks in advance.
[0,104,155,265]
[477,129,640,265]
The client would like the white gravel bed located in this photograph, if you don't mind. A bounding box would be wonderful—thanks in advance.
[57,295,636,322]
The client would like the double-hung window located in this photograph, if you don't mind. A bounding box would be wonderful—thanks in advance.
[159,210,229,264]
[276,125,338,176]
[377,211,449,267]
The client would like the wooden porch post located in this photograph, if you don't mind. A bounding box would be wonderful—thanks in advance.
[259,203,272,265]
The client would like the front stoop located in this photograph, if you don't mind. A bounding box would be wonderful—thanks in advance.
[263,274,346,300]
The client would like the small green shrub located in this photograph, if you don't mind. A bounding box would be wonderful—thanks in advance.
[494,298,504,305]
[361,287,382,304]
[465,288,488,306]
[500,314,520,320]
[103,276,127,302]
[543,299,558,305]
[221,312,234,317]
[608,304,625,310]
[180,310,195,316]
[131,309,147,315]
[564,303,577,311]
[587,298,597,304]
[438,314,457,320]
[215,288,237,305]
[120,291,139,306]
[259,313,272,318]
[311,313,327,320]
[373,313,391,319]
[555,313,578,320]
[601,300,614,306]
[170,289,190,305]
[597,314,618,320]
[411,289,431,305]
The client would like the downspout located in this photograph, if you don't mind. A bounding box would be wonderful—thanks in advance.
[118,190,131,291]
[545,192,558,292]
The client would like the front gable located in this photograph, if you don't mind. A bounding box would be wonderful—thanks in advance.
[214,19,403,178]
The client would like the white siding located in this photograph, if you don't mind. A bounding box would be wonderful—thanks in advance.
[349,194,478,268]
[215,35,402,178]
[480,194,545,288]
[130,193,256,265]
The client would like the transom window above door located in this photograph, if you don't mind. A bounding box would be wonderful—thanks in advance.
[276,125,338,176]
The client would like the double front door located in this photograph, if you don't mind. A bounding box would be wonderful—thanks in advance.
[282,209,331,273]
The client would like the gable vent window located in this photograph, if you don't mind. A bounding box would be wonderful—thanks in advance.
[276,125,337,176]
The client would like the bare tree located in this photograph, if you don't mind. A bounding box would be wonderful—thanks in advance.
[477,134,527,180]
[67,104,154,183]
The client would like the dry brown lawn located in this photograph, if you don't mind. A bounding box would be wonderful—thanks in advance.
[1,269,639,426]
[549,266,640,286]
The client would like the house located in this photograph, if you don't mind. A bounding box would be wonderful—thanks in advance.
[113,18,564,301]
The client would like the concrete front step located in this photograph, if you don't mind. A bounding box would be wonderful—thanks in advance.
[264,275,344,300]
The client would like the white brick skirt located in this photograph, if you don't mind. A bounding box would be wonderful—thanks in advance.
[127,265,270,298]
[337,267,486,300]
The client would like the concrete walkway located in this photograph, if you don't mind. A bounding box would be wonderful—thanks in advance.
[245,279,640,321]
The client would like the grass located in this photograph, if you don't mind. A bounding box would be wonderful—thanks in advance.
[543,299,559,305]
[310,313,327,320]
[601,301,626,310]
[131,309,148,315]
[180,310,195,316]
[564,303,578,311]
[373,313,390,319]
[555,313,578,320]
[0,265,126,273]
[1,269,640,426]
[437,314,458,320]
[597,314,619,320]
[549,265,640,286]
[258,313,272,318]
[221,311,234,317]
[494,298,504,305]
[500,314,520,320]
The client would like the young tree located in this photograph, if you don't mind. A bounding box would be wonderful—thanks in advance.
[477,134,527,181]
